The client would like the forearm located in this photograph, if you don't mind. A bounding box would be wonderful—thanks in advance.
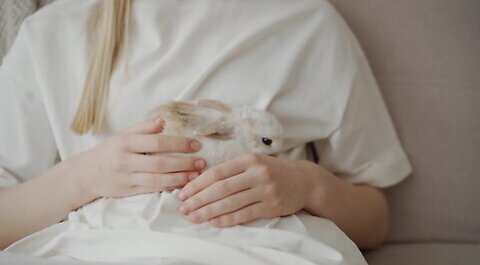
[0,119,200,249]
[303,162,389,250]
[0,162,93,249]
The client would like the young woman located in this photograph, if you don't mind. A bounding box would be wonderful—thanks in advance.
[0,0,412,263]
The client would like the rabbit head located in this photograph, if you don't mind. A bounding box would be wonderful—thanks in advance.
[235,107,284,156]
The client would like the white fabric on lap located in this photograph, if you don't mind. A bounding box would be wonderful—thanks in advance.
[7,190,367,265]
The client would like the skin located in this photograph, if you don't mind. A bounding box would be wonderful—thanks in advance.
[0,118,205,249]
[178,155,389,250]
[0,118,388,250]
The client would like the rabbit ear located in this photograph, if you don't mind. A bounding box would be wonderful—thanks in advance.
[148,101,207,127]
[197,99,232,113]
[147,100,233,138]
[194,120,234,140]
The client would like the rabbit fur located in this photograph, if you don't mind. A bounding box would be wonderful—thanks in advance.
[148,99,284,168]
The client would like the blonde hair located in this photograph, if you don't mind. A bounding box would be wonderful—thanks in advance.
[71,0,132,134]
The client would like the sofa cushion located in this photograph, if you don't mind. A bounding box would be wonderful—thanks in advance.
[364,243,480,265]
[329,0,480,243]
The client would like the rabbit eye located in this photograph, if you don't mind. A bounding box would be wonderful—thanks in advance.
[262,137,273,146]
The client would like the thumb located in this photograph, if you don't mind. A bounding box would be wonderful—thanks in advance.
[124,117,165,134]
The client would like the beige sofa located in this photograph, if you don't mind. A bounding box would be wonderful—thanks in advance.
[329,0,480,264]
[1,0,478,264]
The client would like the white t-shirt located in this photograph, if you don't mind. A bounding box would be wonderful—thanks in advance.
[1,0,413,263]
[0,0,412,189]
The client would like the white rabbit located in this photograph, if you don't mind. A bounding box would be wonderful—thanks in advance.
[147,99,284,167]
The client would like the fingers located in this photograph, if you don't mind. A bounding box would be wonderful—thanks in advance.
[130,172,198,190]
[124,134,201,154]
[210,202,265,227]
[126,185,174,197]
[128,154,206,174]
[179,156,251,200]
[124,118,165,134]
[178,172,252,215]
[183,188,261,224]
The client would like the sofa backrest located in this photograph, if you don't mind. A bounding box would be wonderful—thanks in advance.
[329,0,480,243]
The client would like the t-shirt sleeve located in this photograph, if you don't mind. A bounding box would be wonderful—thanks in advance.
[0,22,58,188]
[316,48,412,188]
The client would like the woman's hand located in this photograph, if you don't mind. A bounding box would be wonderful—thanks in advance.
[0,118,207,249]
[177,154,322,227]
[65,118,206,201]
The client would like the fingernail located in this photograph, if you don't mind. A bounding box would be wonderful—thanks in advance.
[210,219,221,227]
[178,205,187,214]
[188,172,199,181]
[179,191,187,201]
[190,141,201,151]
[194,159,206,170]
[187,213,200,223]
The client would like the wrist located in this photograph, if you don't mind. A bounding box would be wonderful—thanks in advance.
[302,161,339,218]
[53,160,97,210]
[72,165,99,208]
